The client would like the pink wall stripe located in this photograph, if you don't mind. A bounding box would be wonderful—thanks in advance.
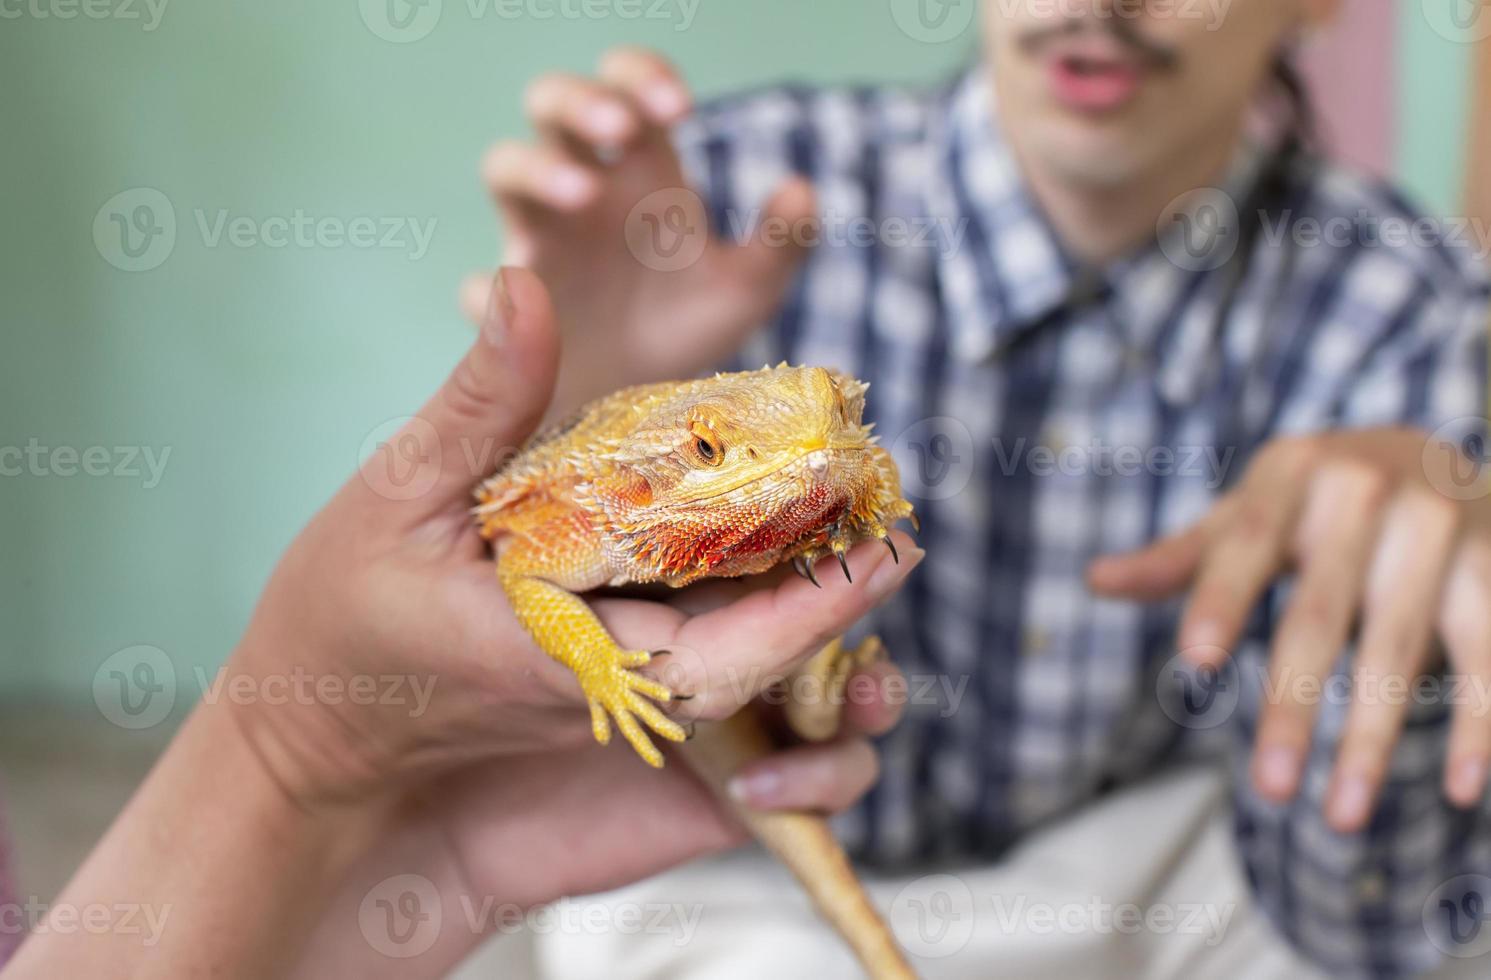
[1300,4,1398,178]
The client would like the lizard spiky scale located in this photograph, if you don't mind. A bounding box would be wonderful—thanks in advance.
[474,364,914,766]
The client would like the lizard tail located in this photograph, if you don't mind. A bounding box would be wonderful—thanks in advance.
[680,704,919,980]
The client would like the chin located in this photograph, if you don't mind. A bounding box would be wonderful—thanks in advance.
[1022,113,1159,189]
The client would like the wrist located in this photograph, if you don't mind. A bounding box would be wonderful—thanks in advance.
[215,688,396,852]
[221,633,422,812]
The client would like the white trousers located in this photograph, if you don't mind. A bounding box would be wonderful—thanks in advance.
[456,763,1460,979]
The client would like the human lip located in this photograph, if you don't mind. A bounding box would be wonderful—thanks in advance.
[1041,34,1148,113]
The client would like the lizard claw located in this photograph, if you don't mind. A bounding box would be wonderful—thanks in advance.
[835,550,852,583]
[882,535,899,564]
[793,556,822,589]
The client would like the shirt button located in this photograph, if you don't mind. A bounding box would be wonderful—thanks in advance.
[1023,627,1050,657]
[1041,426,1069,453]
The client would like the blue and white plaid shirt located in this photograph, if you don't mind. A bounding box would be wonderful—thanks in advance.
[675,67,1490,977]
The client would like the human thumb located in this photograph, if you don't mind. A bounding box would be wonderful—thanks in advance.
[356,267,559,518]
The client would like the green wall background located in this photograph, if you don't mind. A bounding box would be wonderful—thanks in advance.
[0,2,1475,705]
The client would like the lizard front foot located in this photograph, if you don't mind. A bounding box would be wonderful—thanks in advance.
[577,645,687,767]
[497,561,688,768]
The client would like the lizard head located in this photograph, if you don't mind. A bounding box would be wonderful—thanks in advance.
[593,364,915,585]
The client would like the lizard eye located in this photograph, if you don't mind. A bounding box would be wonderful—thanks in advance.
[690,422,724,466]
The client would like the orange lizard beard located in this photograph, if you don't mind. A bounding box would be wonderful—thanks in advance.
[594,444,888,587]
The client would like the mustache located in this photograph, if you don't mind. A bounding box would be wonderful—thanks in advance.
[1015,18,1181,72]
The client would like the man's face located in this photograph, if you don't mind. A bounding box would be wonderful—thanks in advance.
[984,0,1314,188]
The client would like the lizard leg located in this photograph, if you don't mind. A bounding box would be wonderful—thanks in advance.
[783,635,886,742]
[498,562,686,767]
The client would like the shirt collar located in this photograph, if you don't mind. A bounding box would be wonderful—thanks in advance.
[929,65,1278,404]
[930,67,1079,364]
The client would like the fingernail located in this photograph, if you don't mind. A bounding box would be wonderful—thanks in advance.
[1327,774,1371,829]
[1448,758,1487,805]
[1182,617,1224,650]
[588,101,630,141]
[728,766,782,808]
[1254,745,1300,799]
[549,167,593,206]
[1181,639,1228,669]
[867,544,923,597]
[482,269,513,347]
[645,81,687,119]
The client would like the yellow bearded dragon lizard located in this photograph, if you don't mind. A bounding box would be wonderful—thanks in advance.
[474,363,918,979]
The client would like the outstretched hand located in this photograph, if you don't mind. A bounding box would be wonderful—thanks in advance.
[1091,429,1491,832]
[464,46,817,415]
